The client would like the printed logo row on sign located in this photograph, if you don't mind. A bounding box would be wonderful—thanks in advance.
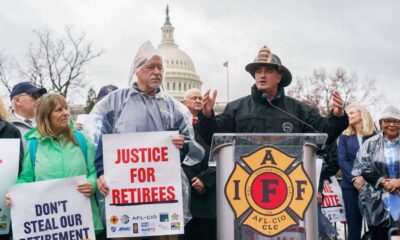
[0,214,8,231]
[109,212,181,234]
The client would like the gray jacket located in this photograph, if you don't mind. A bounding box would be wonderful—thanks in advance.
[10,111,34,144]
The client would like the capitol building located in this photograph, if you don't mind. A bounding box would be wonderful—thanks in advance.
[157,6,202,102]
[71,6,227,117]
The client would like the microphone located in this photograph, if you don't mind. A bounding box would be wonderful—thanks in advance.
[261,93,326,152]
[261,93,319,133]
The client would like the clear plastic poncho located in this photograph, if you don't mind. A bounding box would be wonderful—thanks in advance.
[86,41,205,224]
[351,106,400,226]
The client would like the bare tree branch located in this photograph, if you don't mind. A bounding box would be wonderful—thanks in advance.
[0,52,20,94]
[287,67,383,116]
[21,27,103,98]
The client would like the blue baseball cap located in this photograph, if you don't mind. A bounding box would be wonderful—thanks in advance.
[97,85,118,101]
[10,82,47,100]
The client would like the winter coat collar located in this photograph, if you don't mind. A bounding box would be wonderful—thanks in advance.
[251,84,285,104]
[10,111,33,128]
[24,120,77,142]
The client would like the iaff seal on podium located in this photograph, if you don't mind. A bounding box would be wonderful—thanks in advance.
[225,146,314,237]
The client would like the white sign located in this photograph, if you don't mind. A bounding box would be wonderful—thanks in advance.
[321,176,346,222]
[316,156,323,190]
[9,176,96,240]
[103,131,184,238]
[0,139,20,235]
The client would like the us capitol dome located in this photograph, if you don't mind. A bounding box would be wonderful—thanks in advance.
[158,6,202,102]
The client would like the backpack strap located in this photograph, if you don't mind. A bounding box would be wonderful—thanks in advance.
[29,138,39,180]
[28,131,89,178]
[73,130,88,172]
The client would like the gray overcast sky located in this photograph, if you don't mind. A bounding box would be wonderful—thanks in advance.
[1,0,399,109]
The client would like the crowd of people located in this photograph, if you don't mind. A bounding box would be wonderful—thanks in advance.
[1,41,399,240]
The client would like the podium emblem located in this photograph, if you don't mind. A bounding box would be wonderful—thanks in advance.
[225,146,314,237]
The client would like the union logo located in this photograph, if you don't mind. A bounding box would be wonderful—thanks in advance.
[225,146,314,237]
[110,215,119,225]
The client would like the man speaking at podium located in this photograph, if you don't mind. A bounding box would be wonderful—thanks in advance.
[198,46,348,143]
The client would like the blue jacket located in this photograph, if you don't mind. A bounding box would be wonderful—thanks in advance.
[338,134,374,189]
[338,135,360,189]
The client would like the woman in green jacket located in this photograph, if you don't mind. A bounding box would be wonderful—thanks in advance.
[6,93,102,233]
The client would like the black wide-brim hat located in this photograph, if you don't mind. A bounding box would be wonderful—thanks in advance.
[245,46,292,87]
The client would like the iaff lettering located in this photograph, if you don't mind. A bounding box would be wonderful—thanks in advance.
[114,147,168,164]
[19,227,90,240]
[225,146,314,237]
[112,186,175,204]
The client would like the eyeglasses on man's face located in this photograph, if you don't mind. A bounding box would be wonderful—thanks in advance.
[18,93,41,100]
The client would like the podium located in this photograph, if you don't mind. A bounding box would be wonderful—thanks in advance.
[210,133,327,240]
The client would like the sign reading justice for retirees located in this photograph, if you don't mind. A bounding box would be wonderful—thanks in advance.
[103,131,184,238]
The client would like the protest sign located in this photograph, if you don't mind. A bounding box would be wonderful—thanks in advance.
[0,139,20,235]
[9,176,95,240]
[103,131,184,238]
[321,176,346,222]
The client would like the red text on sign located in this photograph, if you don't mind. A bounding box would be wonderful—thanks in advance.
[114,147,169,164]
[130,168,155,183]
[111,186,176,204]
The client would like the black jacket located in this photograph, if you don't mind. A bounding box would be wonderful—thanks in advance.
[0,119,24,173]
[198,85,348,144]
[182,123,216,219]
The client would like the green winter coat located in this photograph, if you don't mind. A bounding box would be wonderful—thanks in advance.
[16,124,103,233]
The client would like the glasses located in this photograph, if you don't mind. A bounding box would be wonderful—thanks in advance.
[382,119,400,125]
[18,93,41,100]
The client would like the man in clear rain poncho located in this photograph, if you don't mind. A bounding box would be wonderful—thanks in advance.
[86,41,204,240]
[352,105,400,240]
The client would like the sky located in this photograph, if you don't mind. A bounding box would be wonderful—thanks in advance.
[1,0,399,111]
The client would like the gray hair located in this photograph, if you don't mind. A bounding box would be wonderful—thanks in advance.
[183,88,201,101]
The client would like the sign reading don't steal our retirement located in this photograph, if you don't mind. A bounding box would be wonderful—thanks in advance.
[9,176,96,240]
[0,139,20,235]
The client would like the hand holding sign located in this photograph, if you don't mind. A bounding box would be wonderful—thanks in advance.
[97,175,110,196]
[103,131,184,238]
[171,135,184,149]
[5,193,11,207]
[76,182,93,197]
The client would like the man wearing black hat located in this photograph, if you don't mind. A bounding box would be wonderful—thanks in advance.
[198,46,348,143]
[10,82,47,137]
